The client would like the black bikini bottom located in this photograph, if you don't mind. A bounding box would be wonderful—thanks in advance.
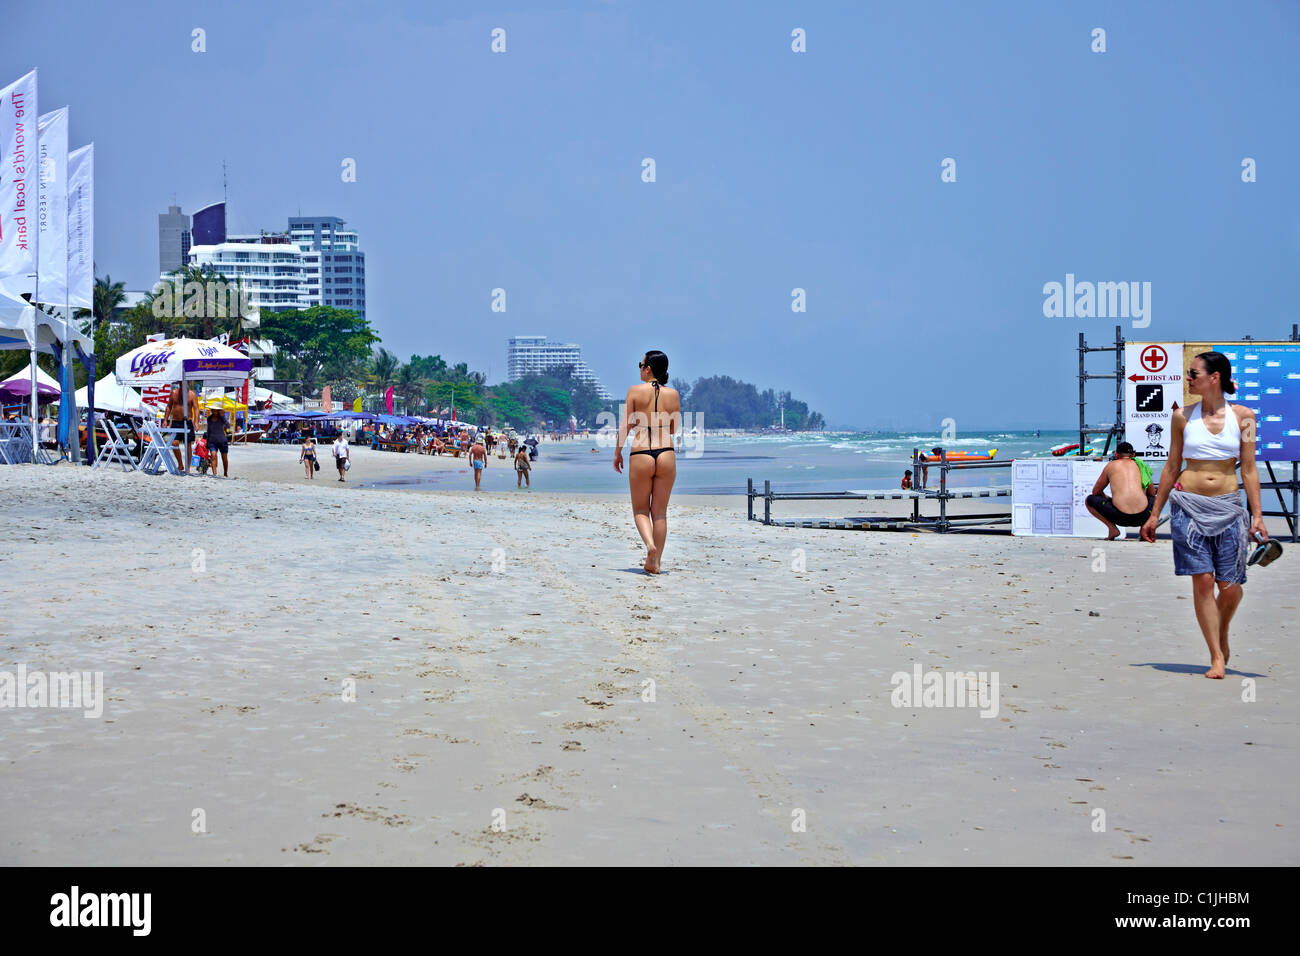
[631,447,675,460]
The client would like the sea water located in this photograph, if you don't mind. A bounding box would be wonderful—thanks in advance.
[361,430,1087,495]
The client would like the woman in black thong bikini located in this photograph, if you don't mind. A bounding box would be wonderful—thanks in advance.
[614,350,680,574]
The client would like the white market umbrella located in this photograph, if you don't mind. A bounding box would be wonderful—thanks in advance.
[115,337,252,388]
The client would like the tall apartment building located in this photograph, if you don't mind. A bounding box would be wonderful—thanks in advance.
[158,205,192,274]
[173,212,367,320]
[289,216,366,323]
[507,335,612,400]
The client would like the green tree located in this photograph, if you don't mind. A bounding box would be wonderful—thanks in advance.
[260,306,380,393]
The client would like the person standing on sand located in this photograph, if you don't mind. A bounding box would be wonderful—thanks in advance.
[614,350,679,574]
[514,445,531,487]
[333,434,350,481]
[206,408,230,478]
[1141,351,1267,680]
[469,435,487,490]
[163,382,200,473]
[1085,441,1151,540]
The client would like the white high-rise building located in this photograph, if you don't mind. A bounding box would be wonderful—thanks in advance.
[185,234,312,313]
[507,336,611,400]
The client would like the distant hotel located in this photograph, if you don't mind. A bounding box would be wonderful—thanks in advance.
[157,203,366,322]
[507,336,612,400]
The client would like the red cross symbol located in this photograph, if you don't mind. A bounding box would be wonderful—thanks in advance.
[1140,345,1167,373]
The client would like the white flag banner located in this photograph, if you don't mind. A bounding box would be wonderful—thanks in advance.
[65,143,92,310]
[35,106,68,305]
[0,69,38,304]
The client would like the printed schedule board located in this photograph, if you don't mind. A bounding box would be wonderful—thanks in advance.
[1012,458,1108,537]
[1126,341,1300,461]
[1210,344,1300,462]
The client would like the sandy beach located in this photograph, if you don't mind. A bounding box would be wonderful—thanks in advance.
[1,450,1295,865]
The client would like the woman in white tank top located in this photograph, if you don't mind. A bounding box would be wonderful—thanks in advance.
[1141,351,1268,679]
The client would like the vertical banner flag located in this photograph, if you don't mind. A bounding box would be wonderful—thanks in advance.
[384,385,394,414]
[65,144,93,308]
[36,107,68,304]
[322,385,332,414]
[38,108,71,445]
[352,395,362,413]
[68,143,94,458]
[0,69,38,303]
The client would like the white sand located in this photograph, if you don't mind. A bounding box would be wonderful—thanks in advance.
[0,455,1295,865]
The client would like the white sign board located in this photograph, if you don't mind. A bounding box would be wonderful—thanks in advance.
[1012,458,1110,537]
[1125,342,1182,458]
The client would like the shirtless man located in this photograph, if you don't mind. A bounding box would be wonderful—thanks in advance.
[163,382,201,473]
[1085,442,1153,540]
[469,435,487,490]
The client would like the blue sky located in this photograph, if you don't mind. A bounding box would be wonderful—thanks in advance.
[5,0,1297,429]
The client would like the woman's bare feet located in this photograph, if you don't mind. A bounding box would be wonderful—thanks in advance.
[1205,657,1227,679]
[643,546,660,574]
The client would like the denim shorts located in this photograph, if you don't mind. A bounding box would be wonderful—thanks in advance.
[1170,501,1247,585]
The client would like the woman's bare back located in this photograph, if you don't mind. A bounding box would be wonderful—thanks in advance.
[627,383,679,451]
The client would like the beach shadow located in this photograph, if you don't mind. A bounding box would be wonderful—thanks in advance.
[1131,663,1266,678]
[616,567,669,576]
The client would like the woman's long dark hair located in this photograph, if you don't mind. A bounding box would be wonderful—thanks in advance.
[642,350,669,386]
[1195,350,1236,395]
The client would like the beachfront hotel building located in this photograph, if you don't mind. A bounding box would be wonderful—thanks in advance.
[163,206,367,322]
[507,335,612,400]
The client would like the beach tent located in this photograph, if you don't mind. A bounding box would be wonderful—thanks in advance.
[74,374,146,415]
[252,385,297,409]
[0,362,61,402]
[0,301,96,461]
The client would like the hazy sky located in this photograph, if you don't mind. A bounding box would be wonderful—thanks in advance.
[5,0,1297,429]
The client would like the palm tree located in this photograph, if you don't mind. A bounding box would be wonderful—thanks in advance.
[395,362,427,414]
[367,348,400,410]
[89,275,126,329]
[147,265,250,341]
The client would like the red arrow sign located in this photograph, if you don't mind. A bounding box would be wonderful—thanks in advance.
[1128,374,1146,382]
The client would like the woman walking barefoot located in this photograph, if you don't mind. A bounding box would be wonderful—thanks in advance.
[614,350,679,574]
[1141,351,1267,679]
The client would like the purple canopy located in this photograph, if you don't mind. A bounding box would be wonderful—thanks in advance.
[0,380,60,402]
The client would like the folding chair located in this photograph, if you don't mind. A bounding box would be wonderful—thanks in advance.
[0,420,35,464]
[0,421,19,464]
[138,417,186,475]
[93,419,139,472]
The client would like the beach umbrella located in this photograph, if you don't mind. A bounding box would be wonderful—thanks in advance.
[200,395,247,411]
[115,337,251,388]
[0,361,61,402]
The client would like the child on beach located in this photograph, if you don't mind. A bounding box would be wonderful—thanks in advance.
[901,470,913,490]
[515,446,531,488]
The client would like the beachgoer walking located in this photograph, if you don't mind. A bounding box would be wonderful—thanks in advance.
[614,350,679,574]
[1141,351,1267,679]
[300,435,318,479]
[514,446,531,488]
[333,435,350,481]
[1085,441,1152,539]
[206,408,230,477]
[469,435,487,490]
